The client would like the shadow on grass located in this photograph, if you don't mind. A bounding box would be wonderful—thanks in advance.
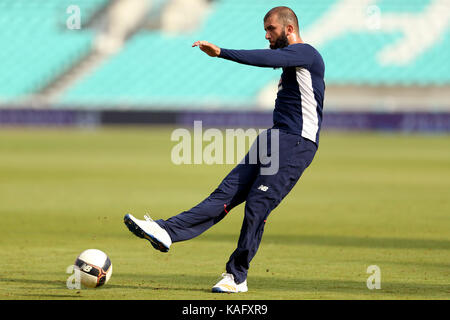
[199,233,450,250]
[10,293,83,299]
[1,274,448,298]
[249,277,450,297]
[116,273,448,297]
[0,274,209,298]
[0,278,82,299]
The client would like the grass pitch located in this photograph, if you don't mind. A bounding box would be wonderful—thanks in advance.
[0,127,449,300]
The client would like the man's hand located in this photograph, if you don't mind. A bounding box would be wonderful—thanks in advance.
[192,41,221,57]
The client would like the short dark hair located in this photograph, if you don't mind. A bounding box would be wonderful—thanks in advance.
[264,6,299,33]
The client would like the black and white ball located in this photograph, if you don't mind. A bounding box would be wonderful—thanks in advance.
[74,249,112,288]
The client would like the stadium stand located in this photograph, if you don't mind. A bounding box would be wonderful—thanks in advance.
[0,0,108,101]
[0,0,448,109]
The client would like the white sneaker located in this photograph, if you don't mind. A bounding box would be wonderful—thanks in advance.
[212,273,248,293]
[124,213,172,252]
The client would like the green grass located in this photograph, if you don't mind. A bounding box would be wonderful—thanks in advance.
[0,127,449,300]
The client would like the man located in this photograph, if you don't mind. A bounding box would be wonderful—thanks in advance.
[124,6,325,293]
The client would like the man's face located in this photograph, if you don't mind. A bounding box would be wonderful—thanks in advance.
[264,15,289,49]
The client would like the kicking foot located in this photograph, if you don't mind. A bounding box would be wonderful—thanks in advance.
[123,213,172,253]
[212,273,248,293]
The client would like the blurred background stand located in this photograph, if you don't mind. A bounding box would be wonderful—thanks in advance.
[0,0,448,132]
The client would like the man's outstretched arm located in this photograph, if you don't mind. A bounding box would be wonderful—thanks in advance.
[192,40,313,68]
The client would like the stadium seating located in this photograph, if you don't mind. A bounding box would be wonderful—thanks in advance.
[0,0,448,107]
[0,0,108,101]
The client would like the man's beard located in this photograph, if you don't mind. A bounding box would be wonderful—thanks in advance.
[270,31,290,49]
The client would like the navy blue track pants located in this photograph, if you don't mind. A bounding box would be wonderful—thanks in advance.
[156,129,317,284]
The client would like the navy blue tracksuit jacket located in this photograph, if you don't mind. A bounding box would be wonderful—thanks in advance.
[156,43,325,284]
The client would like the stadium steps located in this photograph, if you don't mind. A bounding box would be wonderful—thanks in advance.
[34,0,117,103]
[160,0,212,34]
[36,0,153,103]
[35,50,106,104]
[0,0,110,103]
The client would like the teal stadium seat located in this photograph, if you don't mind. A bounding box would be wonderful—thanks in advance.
[0,0,108,101]
[0,0,448,107]
[320,0,449,86]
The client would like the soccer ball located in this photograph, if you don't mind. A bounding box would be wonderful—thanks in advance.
[74,249,113,288]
